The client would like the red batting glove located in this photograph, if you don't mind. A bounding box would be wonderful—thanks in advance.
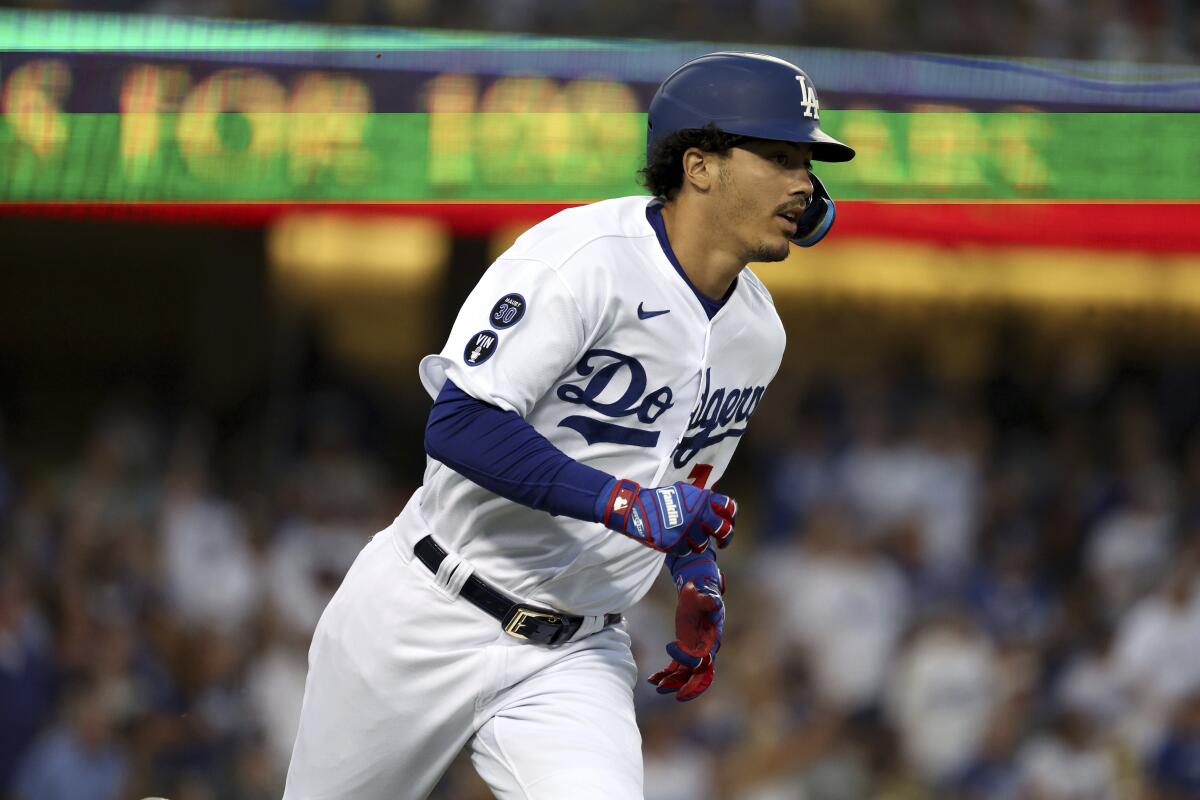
[648,578,724,702]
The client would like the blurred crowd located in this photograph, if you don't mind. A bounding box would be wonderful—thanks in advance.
[633,336,1200,800]
[6,0,1200,64]
[3,328,1200,799]
[0,400,405,800]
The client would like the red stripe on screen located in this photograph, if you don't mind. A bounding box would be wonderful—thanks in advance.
[1,201,1198,252]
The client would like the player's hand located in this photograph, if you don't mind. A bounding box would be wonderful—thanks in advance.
[649,550,725,702]
[595,478,737,556]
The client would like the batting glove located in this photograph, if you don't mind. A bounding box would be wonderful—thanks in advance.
[649,550,725,702]
[595,478,737,556]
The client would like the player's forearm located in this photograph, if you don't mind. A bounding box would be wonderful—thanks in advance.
[426,379,737,555]
[424,379,612,521]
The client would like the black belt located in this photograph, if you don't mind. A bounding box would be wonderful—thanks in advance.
[413,535,621,646]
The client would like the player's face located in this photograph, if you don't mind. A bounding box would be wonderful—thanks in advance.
[715,140,814,263]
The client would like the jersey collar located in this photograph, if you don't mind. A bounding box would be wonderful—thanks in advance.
[645,198,737,322]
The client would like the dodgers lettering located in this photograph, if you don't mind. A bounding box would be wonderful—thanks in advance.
[557,349,674,447]
[672,368,765,468]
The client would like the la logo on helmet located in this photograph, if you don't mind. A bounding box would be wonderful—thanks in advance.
[795,76,820,119]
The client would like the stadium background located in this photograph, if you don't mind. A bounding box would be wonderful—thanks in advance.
[2,4,1200,798]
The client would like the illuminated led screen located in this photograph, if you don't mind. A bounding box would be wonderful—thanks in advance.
[1,10,1198,203]
[3,109,1199,201]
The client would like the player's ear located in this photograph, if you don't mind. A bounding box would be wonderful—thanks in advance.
[680,147,717,194]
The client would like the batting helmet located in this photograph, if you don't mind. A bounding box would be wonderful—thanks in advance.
[647,51,854,247]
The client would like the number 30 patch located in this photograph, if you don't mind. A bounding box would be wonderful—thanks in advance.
[489,294,526,329]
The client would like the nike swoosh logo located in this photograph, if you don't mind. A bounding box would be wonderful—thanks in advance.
[637,302,670,320]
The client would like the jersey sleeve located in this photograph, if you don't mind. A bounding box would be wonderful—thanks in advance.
[419,257,592,418]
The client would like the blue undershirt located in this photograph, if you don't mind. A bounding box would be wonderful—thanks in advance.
[425,379,613,521]
[424,200,734,520]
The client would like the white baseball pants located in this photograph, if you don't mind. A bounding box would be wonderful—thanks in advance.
[282,517,644,799]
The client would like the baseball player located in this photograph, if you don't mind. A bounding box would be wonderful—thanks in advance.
[284,51,854,799]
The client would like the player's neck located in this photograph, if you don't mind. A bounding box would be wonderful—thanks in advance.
[659,200,744,300]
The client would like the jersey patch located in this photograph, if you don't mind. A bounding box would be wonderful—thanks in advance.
[490,294,527,329]
[464,330,499,366]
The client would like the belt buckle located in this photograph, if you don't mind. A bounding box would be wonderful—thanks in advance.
[503,607,562,641]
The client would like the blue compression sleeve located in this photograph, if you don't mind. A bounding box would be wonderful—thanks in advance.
[424,379,614,521]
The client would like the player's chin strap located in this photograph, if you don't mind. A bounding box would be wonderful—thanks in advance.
[789,172,837,248]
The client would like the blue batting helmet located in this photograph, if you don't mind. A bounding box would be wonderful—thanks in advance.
[647,52,854,247]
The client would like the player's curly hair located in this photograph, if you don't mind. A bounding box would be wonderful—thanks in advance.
[640,124,749,200]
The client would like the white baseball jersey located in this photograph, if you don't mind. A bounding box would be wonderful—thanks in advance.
[412,195,786,615]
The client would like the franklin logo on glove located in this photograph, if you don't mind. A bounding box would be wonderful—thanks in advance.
[656,487,683,527]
